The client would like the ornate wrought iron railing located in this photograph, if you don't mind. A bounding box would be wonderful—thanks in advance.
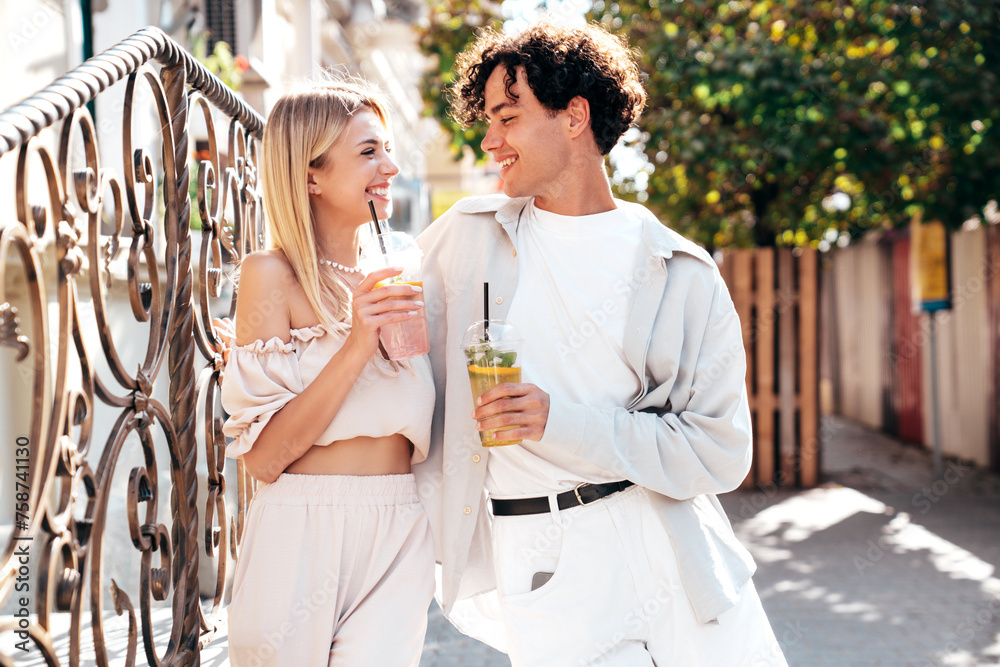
[0,26,264,665]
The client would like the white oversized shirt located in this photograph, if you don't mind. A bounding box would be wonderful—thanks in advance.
[486,201,643,497]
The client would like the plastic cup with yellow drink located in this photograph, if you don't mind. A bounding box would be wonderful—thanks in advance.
[461,320,523,446]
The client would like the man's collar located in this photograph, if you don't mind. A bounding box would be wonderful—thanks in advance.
[624,201,716,266]
[455,194,531,225]
[454,194,715,267]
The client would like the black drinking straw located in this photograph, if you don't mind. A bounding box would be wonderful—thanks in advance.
[484,282,490,340]
[368,200,388,256]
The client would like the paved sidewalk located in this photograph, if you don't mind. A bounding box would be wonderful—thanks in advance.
[419,415,1000,666]
[14,415,995,665]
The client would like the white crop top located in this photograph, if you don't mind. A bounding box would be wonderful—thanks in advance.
[220,319,434,464]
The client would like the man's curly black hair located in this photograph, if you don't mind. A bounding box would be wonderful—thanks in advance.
[451,22,647,156]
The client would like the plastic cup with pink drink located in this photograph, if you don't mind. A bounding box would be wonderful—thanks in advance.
[359,231,430,360]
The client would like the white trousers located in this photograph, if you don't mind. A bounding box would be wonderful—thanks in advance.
[227,473,434,667]
[491,485,788,667]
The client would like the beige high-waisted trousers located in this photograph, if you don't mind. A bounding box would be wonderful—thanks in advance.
[227,473,434,667]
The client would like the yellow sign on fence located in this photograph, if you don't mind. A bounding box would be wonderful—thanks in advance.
[911,214,951,312]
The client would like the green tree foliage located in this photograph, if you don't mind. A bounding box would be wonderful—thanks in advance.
[419,0,999,248]
[418,0,504,160]
[591,0,1000,247]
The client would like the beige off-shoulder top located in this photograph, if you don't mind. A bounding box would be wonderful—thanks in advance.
[220,320,433,464]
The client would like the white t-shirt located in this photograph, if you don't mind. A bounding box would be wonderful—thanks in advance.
[485,199,643,497]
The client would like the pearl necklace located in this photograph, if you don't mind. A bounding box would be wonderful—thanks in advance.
[321,258,362,274]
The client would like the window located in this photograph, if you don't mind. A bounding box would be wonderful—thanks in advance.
[205,0,237,53]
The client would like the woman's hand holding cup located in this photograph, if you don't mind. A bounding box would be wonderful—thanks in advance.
[346,265,423,358]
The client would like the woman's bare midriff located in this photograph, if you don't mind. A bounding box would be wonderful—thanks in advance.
[283,433,413,476]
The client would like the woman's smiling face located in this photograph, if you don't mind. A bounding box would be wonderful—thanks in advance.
[309,108,399,226]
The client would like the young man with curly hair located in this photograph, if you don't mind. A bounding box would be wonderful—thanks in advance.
[416,21,787,666]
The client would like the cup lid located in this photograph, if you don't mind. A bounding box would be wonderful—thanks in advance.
[462,320,521,368]
[360,230,419,255]
[461,320,522,348]
[359,231,422,271]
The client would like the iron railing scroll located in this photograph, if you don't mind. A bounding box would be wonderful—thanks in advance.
[0,26,265,666]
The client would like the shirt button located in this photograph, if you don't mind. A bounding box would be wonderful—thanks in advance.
[473,454,481,463]
[463,506,472,515]
[495,297,503,305]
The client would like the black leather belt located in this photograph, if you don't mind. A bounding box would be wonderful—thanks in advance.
[490,480,635,517]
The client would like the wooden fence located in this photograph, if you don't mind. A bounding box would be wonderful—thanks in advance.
[719,247,820,488]
[990,224,1000,471]
[826,224,1000,471]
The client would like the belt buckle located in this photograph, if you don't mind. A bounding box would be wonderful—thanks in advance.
[573,482,590,506]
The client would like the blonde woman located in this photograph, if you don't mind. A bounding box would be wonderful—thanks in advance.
[219,80,435,666]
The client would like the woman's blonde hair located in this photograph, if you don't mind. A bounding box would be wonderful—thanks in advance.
[259,77,392,326]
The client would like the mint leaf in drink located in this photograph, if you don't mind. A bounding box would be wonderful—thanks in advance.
[465,338,517,368]
[497,350,517,367]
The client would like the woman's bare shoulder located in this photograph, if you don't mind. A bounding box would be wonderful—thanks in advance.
[234,249,300,345]
[239,248,295,279]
